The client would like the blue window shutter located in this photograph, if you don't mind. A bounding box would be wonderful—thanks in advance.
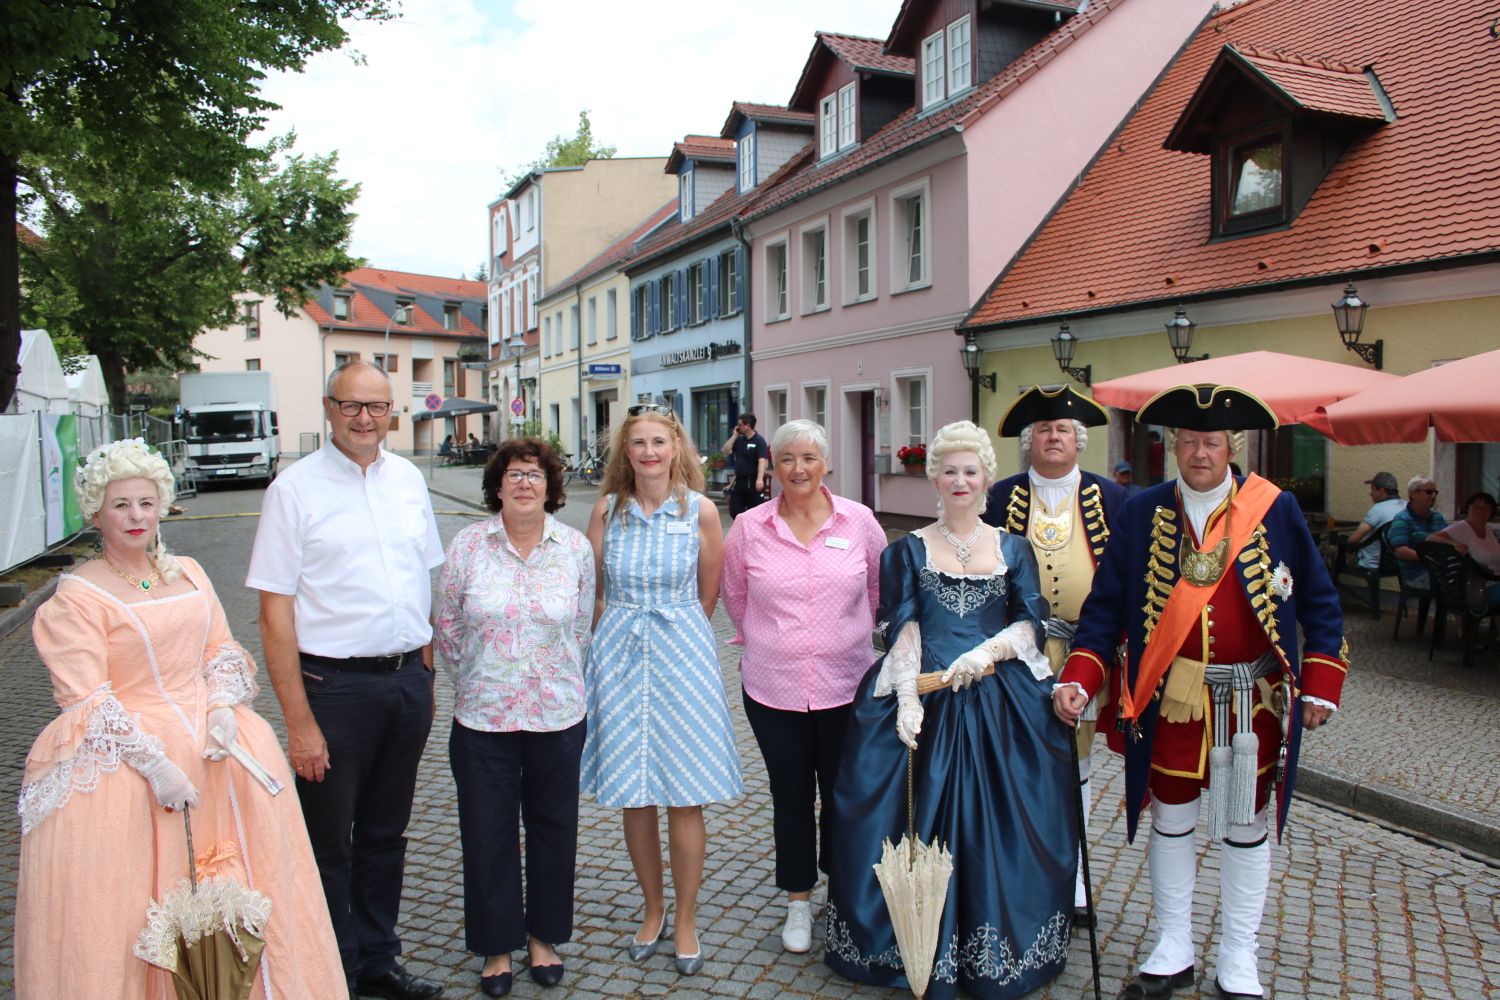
[629,286,638,340]
[676,268,687,326]
[650,280,660,334]
[706,257,719,320]
[736,247,746,314]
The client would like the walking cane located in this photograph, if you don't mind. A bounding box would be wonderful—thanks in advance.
[1069,727,1103,1000]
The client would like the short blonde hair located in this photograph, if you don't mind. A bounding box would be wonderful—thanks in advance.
[76,439,182,582]
[927,420,998,483]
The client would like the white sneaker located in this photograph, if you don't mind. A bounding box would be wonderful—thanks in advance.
[781,899,813,953]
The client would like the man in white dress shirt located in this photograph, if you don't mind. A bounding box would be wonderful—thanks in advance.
[248,360,446,1000]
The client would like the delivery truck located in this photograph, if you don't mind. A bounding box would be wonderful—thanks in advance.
[179,371,281,486]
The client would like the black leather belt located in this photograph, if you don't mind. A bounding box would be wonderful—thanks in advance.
[300,648,423,674]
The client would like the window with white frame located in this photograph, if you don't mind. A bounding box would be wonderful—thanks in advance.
[662,272,678,331]
[680,172,695,221]
[526,276,537,329]
[518,192,531,233]
[688,262,706,324]
[587,296,598,345]
[606,288,618,340]
[542,315,552,357]
[801,225,828,312]
[838,83,856,149]
[892,180,931,290]
[767,241,789,319]
[767,388,788,432]
[718,249,739,315]
[922,32,946,108]
[633,285,649,340]
[947,16,972,96]
[896,373,928,446]
[493,211,507,255]
[333,294,351,321]
[569,304,580,350]
[819,94,838,158]
[501,288,512,341]
[739,132,755,190]
[805,384,828,428]
[525,188,537,231]
[843,203,875,302]
[554,310,563,354]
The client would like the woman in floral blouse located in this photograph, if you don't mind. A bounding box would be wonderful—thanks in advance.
[434,438,595,997]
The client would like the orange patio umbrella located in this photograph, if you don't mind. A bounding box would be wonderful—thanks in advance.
[1300,348,1500,444]
[1091,351,1397,425]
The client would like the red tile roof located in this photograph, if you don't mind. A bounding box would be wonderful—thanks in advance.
[548,199,679,292]
[752,0,1123,221]
[964,0,1500,330]
[305,266,488,339]
[789,32,916,110]
[1236,47,1389,121]
[719,102,816,139]
[16,222,45,250]
[666,135,738,174]
[886,0,1079,54]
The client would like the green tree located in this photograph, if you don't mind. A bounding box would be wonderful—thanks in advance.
[0,0,393,411]
[22,145,363,409]
[503,110,616,186]
[473,260,488,282]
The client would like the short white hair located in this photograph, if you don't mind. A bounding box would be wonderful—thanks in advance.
[1406,474,1435,495]
[928,420,997,483]
[75,439,182,582]
[1019,419,1088,468]
[770,419,830,463]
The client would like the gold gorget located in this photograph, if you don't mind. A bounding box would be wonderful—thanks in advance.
[1181,504,1230,587]
[1029,503,1073,552]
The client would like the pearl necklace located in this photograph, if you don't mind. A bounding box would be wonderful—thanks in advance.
[936,519,984,573]
[101,555,161,592]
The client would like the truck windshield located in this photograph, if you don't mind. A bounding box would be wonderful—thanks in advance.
[187,411,258,442]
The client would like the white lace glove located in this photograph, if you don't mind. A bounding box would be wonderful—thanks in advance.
[132,754,200,811]
[203,706,237,762]
[895,670,923,750]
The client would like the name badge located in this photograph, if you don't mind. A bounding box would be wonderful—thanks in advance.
[666,522,693,535]
[825,536,851,549]
[747,443,757,450]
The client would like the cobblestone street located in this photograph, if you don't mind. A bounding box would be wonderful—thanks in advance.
[1,471,1496,999]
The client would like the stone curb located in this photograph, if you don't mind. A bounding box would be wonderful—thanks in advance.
[1295,762,1498,861]
[0,576,60,645]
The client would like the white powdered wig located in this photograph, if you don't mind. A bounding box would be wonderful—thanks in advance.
[927,420,998,484]
[76,438,182,582]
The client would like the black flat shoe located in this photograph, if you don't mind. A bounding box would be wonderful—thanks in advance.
[1120,966,1194,1000]
[356,965,445,1000]
[478,970,512,997]
[1215,977,1263,999]
[530,961,564,987]
[1073,906,1097,931]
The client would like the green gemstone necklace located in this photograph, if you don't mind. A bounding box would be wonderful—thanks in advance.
[101,555,161,592]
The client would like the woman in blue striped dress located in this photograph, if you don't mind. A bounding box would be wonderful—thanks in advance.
[580,404,744,976]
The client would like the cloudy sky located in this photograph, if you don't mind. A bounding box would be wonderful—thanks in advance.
[257,0,897,280]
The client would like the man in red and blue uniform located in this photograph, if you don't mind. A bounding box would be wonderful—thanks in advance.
[1053,385,1347,1000]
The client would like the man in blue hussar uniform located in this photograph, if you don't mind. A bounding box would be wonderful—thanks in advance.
[1053,384,1348,1000]
[982,384,1125,929]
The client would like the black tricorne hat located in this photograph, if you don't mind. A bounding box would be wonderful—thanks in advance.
[1135,383,1278,431]
[996,384,1111,437]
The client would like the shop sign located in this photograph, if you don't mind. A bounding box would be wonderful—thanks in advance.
[658,340,742,368]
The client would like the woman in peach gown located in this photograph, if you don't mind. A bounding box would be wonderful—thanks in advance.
[15,439,345,999]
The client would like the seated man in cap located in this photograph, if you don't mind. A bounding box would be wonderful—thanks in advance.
[1114,460,1146,497]
[1052,384,1347,1000]
[983,384,1126,930]
[1344,472,1404,572]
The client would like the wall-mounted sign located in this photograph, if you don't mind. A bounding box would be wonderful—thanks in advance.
[586,363,623,375]
[658,340,742,368]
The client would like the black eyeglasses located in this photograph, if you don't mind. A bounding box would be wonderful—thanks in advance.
[1418,488,1439,494]
[330,398,392,417]
[628,403,676,419]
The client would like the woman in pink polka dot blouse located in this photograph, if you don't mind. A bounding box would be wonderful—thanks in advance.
[721,418,886,955]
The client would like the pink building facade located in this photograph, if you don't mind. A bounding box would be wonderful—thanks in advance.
[742,0,1213,515]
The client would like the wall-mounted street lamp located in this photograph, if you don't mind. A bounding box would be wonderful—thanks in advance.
[1165,304,1208,363]
[1332,282,1382,369]
[1050,321,1092,386]
[960,331,998,392]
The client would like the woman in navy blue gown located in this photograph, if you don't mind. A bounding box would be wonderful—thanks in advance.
[823,420,1076,999]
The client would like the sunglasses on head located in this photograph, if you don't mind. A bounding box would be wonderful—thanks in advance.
[628,404,676,419]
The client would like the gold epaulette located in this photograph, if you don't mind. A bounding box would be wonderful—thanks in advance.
[1081,482,1110,557]
[1239,526,1281,647]
[1143,504,1178,640]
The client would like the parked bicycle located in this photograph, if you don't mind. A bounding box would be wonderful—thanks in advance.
[564,446,607,486]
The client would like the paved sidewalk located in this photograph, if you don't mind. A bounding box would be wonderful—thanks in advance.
[424,460,1500,860]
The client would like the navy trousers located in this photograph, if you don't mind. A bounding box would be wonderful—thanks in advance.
[296,654,435,980]
[449,717,585,956]
[741,689,852,892]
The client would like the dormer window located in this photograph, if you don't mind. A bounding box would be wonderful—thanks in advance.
[921,33,945,107]
[922,16,972,109]
[395,298,414,325]
[1225,132,1285,227]
[680,172,695,221]
[819,83,858,159]
[443,302,461,331]
[739,133,756,191]
[333,294,352,321]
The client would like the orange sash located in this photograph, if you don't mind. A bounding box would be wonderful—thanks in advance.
[1119,474,1281,724]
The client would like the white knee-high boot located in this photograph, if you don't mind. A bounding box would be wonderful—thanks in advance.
[1140,797,1200,976]
[1075,754,1093,908]
[1216,807,1270,997]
